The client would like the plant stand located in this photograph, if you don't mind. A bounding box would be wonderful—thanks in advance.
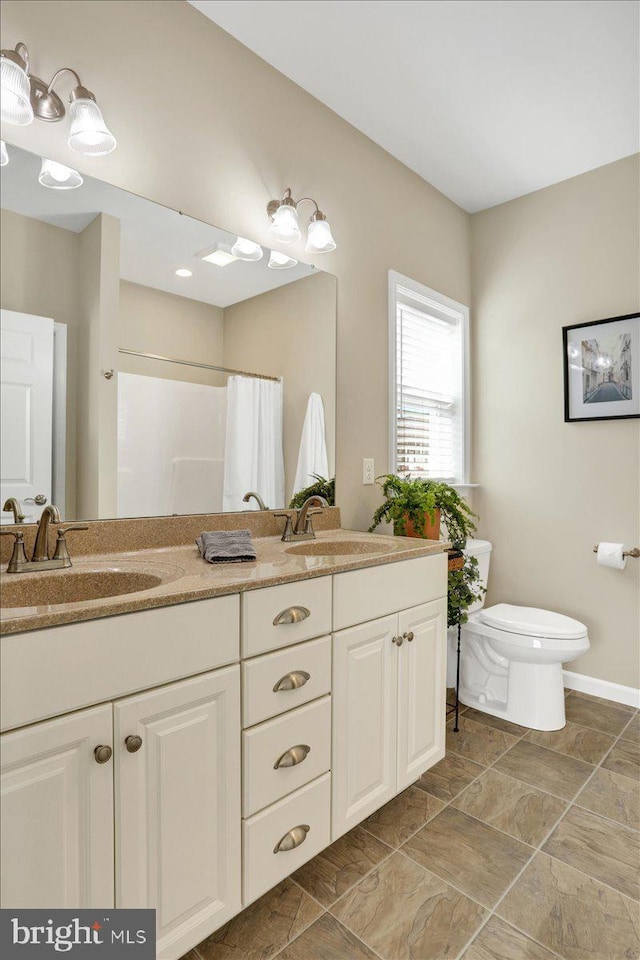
[446,548,464,733]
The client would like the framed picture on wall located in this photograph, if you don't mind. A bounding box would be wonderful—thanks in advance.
[563,313,640,422]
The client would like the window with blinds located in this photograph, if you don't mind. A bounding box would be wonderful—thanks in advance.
[390,275,468,483]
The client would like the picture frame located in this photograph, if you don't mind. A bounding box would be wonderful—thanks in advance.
[563,312,640,422]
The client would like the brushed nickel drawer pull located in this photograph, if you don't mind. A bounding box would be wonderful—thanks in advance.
[273,670,310,692]
[273,824,310,853]
[403,631,414,642]
[273,606,311,626]
[274,744,311,769]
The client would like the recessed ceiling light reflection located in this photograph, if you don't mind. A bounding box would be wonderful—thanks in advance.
[175,268,193,277]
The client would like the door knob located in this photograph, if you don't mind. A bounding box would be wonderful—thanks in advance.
[392,635,403,646]
[403,631,414,642]
[25,494,47,506]
[94,745,112,764]
[125,735,143,753]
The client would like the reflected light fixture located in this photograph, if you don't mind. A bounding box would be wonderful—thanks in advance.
[0,141,8,166]
[231,236,264,261]
[175,268,193,278]
[198,243,239,267]
[38,157,83,189]
[267,187,336,252]
[268,250,298,270]
[0,41,116,155]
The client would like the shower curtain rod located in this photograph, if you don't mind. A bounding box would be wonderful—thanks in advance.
[118,348,280,382]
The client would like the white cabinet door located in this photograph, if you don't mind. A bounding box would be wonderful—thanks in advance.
[0,309,54,520]
[0,704,114,908]
[332,615,398,840]
[114,667,241,960]
[397,599,447,791]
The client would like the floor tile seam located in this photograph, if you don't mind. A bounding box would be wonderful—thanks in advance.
[444,739,520,771]
[292,842,400,916]
[538,845,640,903]
[571,798,640,833]
[446,792,568,848]
[270,904,385,960]
[394,843,529,915]
[453,905,567,960]
[262,900,333,960]
[447,713,529,746]
[562,715,635,738]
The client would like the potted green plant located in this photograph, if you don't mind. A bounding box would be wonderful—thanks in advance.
[368,474,485,626]
[368,474,477,548]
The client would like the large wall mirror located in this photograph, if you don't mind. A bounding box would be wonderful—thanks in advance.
[0,145,336,523]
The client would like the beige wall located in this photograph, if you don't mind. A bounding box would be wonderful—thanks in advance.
[1,207,80,516]
[471,156,640,688]
[1,0,470,533]
[119,281,226,386]
[224,271,336,502]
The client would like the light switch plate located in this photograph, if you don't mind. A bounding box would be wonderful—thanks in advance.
[362,458,375,485]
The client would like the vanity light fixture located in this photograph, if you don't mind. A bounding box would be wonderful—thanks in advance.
[231,236,264,261]
[0,41,116,155]
[175,268,193,277]
[267,188,336,252]
[38,158,83,189]
[0,141,8,166]
[268,250,298,270]
[198,243,239,267]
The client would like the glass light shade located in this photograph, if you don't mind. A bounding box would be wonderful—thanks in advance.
[0,141,8,166]
[0,55,34,125]
[268,250,298,270]
[231,236,264,261]
[67,97,116,156]
[38,158,83,189]
[268,203,301,242]
[305,217,336,253]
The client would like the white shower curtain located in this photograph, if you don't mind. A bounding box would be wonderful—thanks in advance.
[222,376,285,512]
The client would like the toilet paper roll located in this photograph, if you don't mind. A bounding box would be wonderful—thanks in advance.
[596,542,627,570]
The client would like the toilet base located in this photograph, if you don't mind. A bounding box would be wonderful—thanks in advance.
[460,660,567,731]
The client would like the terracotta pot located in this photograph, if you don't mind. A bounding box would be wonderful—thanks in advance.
[399,509,441,541]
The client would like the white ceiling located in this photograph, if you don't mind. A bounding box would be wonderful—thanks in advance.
[1,144,317,307]
[190,0,640,212]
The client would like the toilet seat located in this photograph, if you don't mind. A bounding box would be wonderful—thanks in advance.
[479,603,587,640]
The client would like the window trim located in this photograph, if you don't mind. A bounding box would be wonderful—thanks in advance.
[388,270,471,485]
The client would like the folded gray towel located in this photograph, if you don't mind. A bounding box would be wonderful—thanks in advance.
[196,529,257,563]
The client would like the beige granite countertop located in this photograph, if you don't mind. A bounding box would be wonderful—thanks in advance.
[0,529,448,635]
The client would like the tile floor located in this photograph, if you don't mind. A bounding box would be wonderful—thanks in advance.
[187,690,640,960]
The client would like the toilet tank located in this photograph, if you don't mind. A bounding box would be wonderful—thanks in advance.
[462,539,492,612]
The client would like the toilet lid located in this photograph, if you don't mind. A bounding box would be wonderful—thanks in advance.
[479,604,587,639]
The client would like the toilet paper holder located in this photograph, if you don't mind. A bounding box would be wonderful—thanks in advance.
[592,545,640,558]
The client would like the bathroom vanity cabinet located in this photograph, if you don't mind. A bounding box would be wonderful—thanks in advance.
[0,551,447,960]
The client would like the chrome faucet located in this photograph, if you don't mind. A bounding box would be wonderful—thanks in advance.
[243,491,269,510]
[1,503,88,573]
[275,495,328,542]
[2,498,25,524]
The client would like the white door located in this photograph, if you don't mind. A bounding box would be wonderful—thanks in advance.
[397,599,447,791]
[0,704,114,908]
[0,309,54,520]
[332,615,398,840]
[114,667,241,960]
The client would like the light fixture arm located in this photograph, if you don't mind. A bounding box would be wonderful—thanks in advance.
[45,67,83,95]
[268,190,326,221]
[1,41,30,72]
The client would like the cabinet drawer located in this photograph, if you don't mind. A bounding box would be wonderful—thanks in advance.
[1,595,240,732]
[242,635,331,728]
[333,555,447,631]
[241,578,332,657]
[243,773,331,905]
[243,697,331,817]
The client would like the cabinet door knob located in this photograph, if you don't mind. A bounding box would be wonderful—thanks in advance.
[273,670,310,692]
[392,635,403,646]
[94,744,113,764]
[125,735,143,753]
[273,824,310,854]
[273,606,311,626]
[274,744,311,769]
[403,631,415,642]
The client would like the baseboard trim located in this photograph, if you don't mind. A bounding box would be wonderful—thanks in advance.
[563,670,640,709]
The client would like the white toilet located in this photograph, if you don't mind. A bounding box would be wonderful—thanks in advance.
[448,539,590,730]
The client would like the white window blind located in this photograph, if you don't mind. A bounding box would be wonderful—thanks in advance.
[391,278,467,483]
